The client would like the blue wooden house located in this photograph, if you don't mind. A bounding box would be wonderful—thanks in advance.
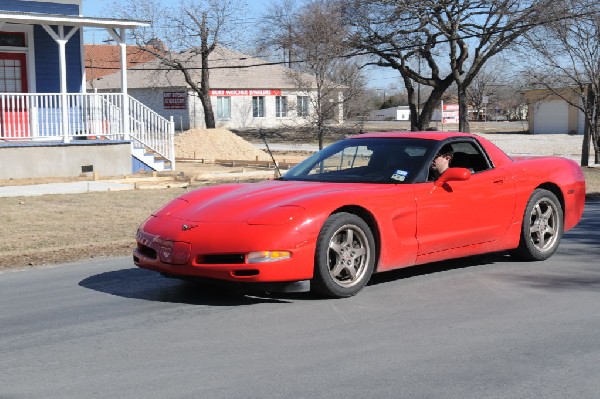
[0,0,175,180]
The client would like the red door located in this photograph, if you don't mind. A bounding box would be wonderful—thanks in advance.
[414,168,516,255]
[0,52,29,138]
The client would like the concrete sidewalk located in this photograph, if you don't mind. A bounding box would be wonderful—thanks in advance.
[0,180,135,198]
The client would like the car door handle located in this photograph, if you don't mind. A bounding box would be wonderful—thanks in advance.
[493,178,505,184]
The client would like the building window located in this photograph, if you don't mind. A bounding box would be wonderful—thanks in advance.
[217,96,231,119]
[275,96,288,117]
[0,54,27,93]
[297,96,309,118]
[0,32,26,47]
[252,96,265,118]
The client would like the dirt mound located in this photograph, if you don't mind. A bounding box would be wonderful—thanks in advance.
[175,128,271,161]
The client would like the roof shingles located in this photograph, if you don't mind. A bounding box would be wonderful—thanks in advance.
[84,44,159,81]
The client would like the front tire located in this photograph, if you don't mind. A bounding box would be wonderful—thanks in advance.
[311,212,375,298]
[511,188,563,261]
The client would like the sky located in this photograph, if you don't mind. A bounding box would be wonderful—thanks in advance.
[80,0,400,89]
[82,0,270,17]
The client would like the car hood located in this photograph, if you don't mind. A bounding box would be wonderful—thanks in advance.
[155,179,394,224]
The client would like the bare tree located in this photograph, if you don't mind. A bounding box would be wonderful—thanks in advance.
[110,0,247,128]
[522,0,600,165]
[346,0,455,131]
[462,60,525,121]
[332,61,370,122]
[438,0,556,132]
[496,83,528,121]
[280,0,366,149]
[256,0,300,68]
[466,67,502,121]
[346,0,557,132]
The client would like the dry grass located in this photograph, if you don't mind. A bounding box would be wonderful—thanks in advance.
[0,188,186,270]
[1,163,599,271]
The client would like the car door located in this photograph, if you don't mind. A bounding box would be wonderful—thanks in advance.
[414,142,516,255]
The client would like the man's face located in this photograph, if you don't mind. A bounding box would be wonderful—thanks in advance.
[431,153,451,173]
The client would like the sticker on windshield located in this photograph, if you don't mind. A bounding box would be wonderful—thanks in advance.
[391,169,408,182]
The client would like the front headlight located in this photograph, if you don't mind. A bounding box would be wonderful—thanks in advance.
[246,251,291,263]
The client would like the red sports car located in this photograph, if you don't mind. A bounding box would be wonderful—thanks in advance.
[134,132,586,298]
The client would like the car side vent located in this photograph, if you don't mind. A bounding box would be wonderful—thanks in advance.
[137,243,157,259]
[197,254,245,264]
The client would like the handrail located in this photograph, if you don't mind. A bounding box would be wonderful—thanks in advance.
[128,96,175,164]
[0,92,175,169]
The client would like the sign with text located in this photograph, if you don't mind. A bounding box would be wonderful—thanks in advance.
[209,89,281,96]
[163,92,187,109]
[442,103,459,124]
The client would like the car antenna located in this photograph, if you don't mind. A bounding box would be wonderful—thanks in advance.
[259,128,282,178]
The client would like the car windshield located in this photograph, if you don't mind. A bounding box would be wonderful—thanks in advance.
[282,137,437,183]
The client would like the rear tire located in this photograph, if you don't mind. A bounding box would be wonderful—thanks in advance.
[511,189,563,261]
[311,212,375,298]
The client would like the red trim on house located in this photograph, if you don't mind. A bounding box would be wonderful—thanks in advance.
[0,52,29,138]
[0,52,28,93]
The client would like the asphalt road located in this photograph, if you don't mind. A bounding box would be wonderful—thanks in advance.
[1,201,599,399]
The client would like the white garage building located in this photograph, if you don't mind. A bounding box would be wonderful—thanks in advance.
[525,89,585,134]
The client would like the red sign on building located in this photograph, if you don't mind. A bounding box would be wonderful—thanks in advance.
[163,92,187,109]
[209,89,281,96]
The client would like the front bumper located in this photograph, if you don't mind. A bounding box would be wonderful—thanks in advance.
[133,218,317,284]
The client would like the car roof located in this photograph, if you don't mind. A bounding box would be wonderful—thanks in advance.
[350,131,475,141]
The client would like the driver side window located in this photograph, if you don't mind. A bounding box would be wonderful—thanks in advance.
[448,141,491,173]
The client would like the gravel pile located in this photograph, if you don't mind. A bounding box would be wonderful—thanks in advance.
[175,128,271,161]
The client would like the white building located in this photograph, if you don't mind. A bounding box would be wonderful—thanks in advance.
[368,106,411,121]
[90,46,343,131]
[524,89,586,134]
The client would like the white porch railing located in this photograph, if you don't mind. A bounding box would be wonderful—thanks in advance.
[128,96,175,168]
[0,93,175,170]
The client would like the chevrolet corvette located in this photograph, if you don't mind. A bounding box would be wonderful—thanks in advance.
[134,132,586,298]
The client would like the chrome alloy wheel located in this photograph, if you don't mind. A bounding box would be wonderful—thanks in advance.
[326,224,371,288]
[528,197,560,254]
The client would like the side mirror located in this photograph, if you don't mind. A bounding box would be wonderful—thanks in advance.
[434,167,471,187]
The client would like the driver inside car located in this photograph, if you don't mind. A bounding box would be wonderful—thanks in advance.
[430,148,454,180]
